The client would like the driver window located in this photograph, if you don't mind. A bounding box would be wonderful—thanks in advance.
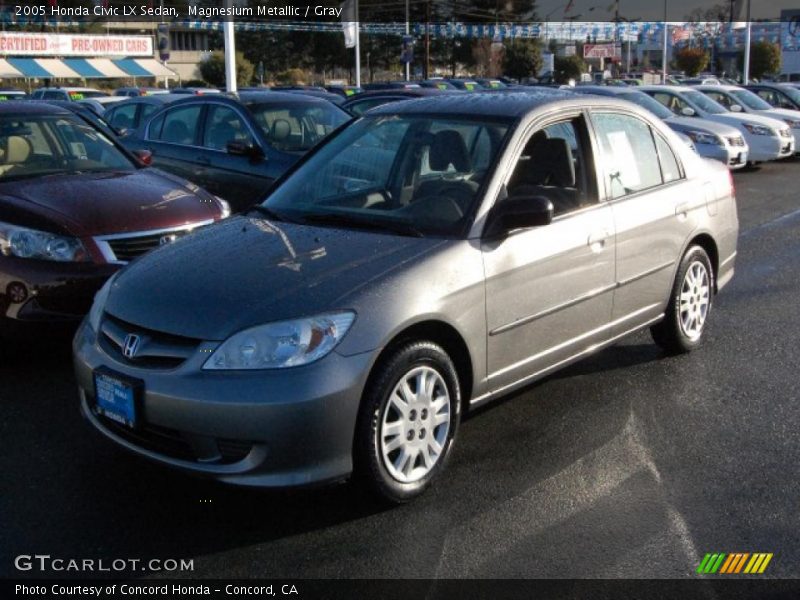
[202,105,253,151]
[705,91,730,108]
[506,116,594,217]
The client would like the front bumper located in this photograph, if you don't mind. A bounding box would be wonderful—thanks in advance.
[0,256,117,323]
[696,144,748,170]
[746,134,794,162]
[73,321,374,488]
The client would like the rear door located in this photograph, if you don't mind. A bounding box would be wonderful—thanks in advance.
[590,110,700,334]
[142,102,207,185]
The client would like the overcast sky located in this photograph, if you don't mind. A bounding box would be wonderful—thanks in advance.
[536,0,797,21]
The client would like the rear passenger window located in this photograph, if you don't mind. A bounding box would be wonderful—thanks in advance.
[108,104,137,131]
[593,113,662,199]
[155,105,201,145]
[202,105,253,151]
[655,133,681,183]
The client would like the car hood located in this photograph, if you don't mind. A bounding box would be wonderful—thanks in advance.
[707,111,790,131]
[665,116,743,137]
[105,216,446,341]
[751,107,800,122]
[0,169,220,237]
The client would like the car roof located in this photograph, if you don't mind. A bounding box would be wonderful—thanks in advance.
[368,90,592,118]
[238,91,339,106]
[639,85,693,93]
[0,101,71,115]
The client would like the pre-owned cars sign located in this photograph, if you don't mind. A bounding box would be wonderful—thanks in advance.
[0,32,153,57]
[583,43,621,59]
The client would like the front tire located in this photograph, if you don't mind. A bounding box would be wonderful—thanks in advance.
[651,245,714,354]
[355,341,461,503]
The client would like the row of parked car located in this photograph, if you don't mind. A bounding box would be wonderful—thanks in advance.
[2,78,798,335]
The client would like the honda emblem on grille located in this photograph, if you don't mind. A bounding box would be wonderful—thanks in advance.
[122,334,141,359]
[159,233,178,246]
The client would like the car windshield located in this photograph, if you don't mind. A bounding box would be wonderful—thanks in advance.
[246,101,350,152]
[779,85,800,103]
[263,115,511,237]
[683,90,727,114]
[0,114,134,182]
[621,91,674,119]
[730,89,774,111]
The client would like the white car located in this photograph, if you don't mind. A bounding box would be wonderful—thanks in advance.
[693,84,800,153]
[641,85,794,163]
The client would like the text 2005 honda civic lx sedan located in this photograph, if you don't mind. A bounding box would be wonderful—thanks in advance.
[74,92,738,502]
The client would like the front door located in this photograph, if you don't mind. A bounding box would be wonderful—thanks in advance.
[483,113,616,393]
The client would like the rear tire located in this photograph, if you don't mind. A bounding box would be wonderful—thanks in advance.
[651,245,714,354]
[354,341,461,504]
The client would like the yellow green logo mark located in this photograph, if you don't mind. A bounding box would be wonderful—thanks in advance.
[697,552,773,574]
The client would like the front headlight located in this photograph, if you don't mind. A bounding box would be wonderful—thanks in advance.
[88,275,116,332]
[0,221,88,262]
[203,311,356,370]
[742,123,775,136]
[214,196,231,219]
[783,118,800,130]
[686,130,723,146]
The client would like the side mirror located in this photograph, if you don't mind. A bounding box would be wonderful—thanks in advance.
[227,140,264,160]
[730,104,743,112]
[132,149,152,166]
[681,107,696,117]
[484,196,554,238]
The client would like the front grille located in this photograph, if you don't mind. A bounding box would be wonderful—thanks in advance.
[94,221,212,264]
[100,313,199,369]
[95,413,254,464]
[727,136,745,147]
[780,129,792,139]
[98,413,196,460]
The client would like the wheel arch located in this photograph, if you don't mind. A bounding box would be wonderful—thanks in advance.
[362,319,475,411]
[685,232,720,292]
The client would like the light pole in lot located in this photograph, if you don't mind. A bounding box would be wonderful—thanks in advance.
[223,0,236,93]
[662,0,669,83]
[742,0,752,83]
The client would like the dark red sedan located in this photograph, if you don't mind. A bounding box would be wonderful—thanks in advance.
[0,102,228,336]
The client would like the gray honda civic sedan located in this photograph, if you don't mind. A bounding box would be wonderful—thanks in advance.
[74,92,738,502]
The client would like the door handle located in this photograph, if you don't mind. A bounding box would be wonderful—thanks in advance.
[675,202,690,217]
[587,229,611,250]
[195,155,211,166]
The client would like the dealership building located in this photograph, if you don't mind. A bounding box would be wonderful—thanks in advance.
[0,25,210,88]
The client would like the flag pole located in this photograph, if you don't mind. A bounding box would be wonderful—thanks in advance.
[662,0,669,83]
[354,0,361,87]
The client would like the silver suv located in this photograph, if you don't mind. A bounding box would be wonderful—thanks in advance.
[74,92,739,502]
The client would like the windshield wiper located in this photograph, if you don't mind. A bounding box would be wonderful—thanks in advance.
[299,212,424,238]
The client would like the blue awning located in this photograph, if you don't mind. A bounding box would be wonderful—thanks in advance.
[6,58,51,78]
[62,59,105,78]
[112,59,151,78]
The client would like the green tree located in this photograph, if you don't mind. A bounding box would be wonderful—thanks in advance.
[502,39,543,80]
[554,54,586,84]
[738,41,782,81]
[199,51,255,88]
[675,47,710,77]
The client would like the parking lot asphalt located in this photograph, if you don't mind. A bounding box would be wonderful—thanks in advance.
[1,159,799,580]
